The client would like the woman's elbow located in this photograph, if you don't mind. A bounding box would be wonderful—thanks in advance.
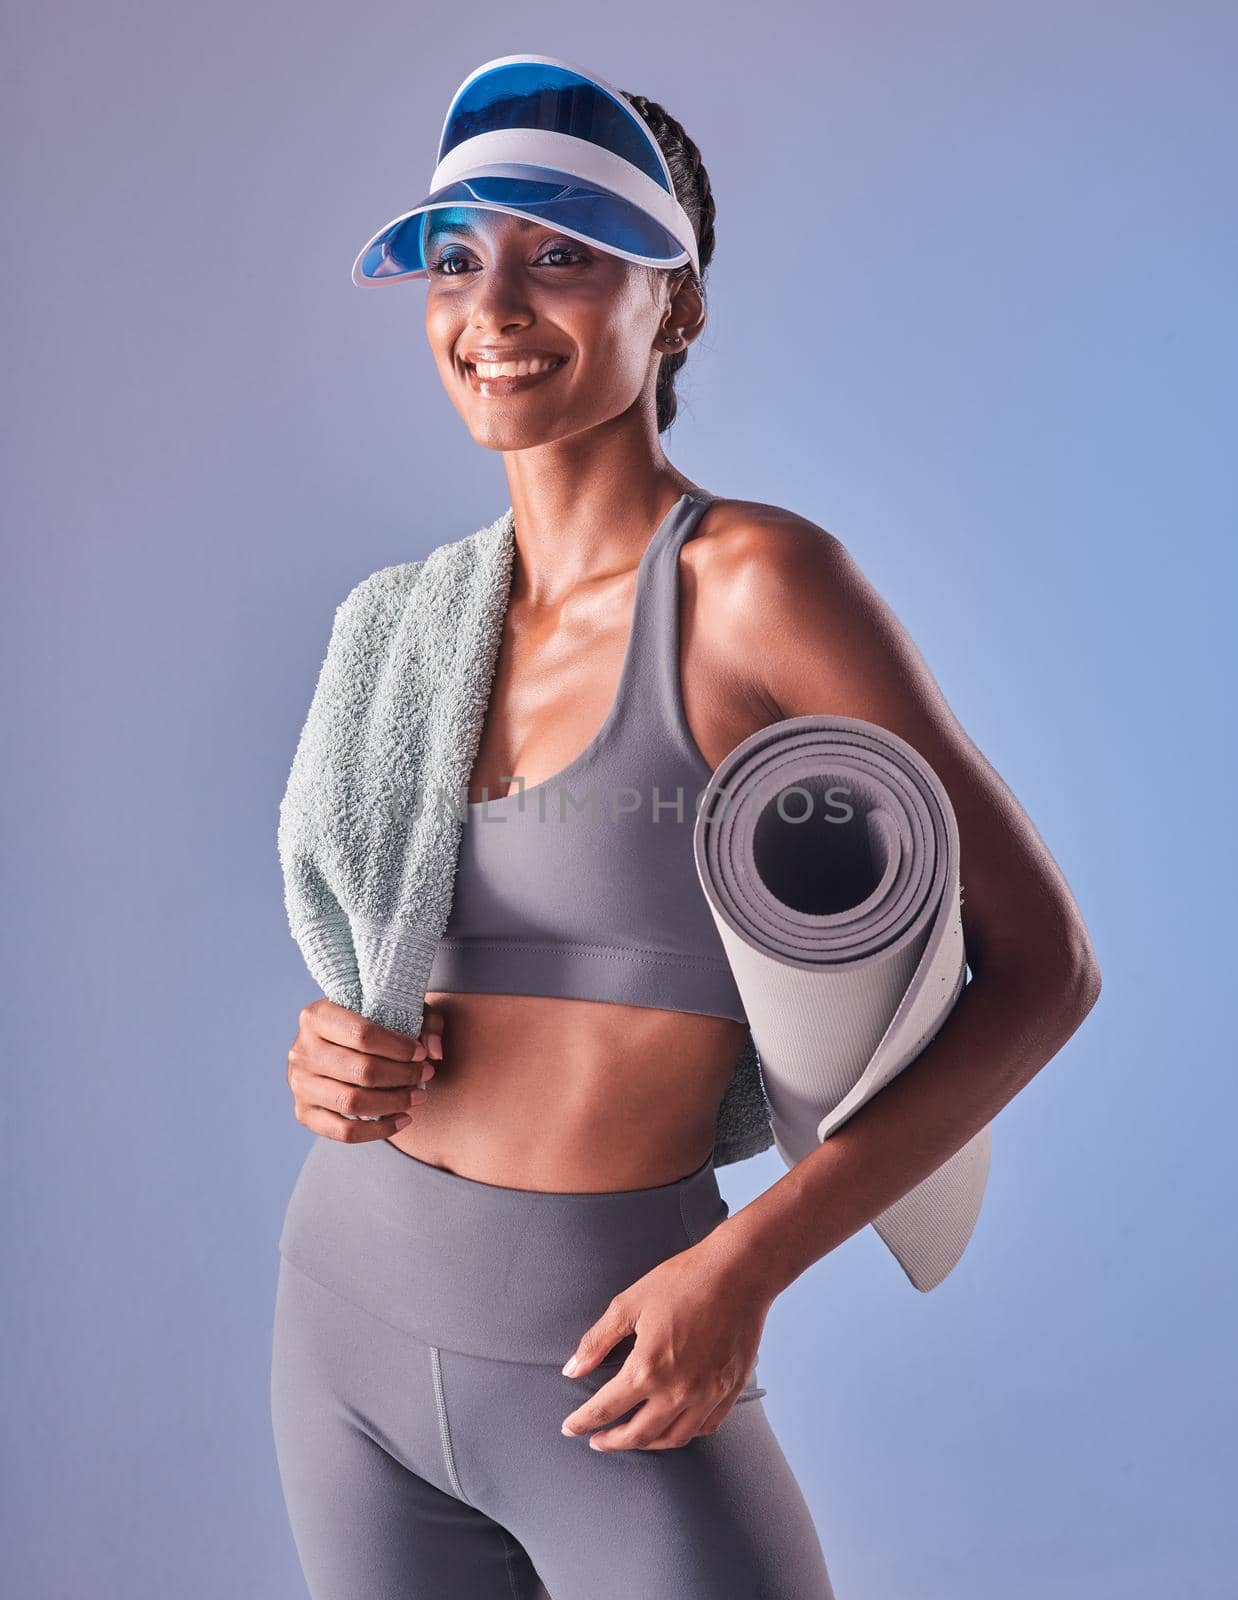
[1057,913,1102,1019]
[1031,919,1103,1042]
[975,909,1102,1024]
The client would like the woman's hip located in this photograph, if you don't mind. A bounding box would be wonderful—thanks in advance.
[276,1133,730,1363]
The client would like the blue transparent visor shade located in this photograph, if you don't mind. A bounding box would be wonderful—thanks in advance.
[438,60,670,194]
[358,173,685,281]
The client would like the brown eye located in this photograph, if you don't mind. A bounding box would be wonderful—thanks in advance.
[429,252,472,276]
[539,244,589,266]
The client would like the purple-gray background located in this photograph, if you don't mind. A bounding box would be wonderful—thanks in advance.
[5,4,1235,1597]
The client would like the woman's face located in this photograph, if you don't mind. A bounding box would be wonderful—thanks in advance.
[422,207,690,451]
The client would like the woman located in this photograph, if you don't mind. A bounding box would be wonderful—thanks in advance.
[271,55,1101,1600]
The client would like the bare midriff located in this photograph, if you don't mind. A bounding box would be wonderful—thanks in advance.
[386,992,750,1191]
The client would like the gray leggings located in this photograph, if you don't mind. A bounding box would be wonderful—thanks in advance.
[271,1135,836,1599]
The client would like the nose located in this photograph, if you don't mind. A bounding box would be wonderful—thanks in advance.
[465,256,535,336]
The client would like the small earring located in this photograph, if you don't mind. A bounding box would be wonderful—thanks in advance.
[666,330,683,346]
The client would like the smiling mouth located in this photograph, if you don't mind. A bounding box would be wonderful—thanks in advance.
[467,356,572,377]
[462,355,569,394]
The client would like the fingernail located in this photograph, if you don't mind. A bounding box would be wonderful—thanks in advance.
[562,1356,579,1376]
[561,1420,576,1435]
[393,1115,412,1129]
[429,1037,443,1060]
[420,1064,436,1082]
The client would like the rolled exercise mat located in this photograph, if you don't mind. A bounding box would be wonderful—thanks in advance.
[693,714,991,1291]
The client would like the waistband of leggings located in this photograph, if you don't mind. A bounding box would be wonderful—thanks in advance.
[277,1135,730,1364]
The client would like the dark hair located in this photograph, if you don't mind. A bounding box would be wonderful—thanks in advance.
[620,90,716,434]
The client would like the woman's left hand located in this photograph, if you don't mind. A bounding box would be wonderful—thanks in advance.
[560,1227,773,1451]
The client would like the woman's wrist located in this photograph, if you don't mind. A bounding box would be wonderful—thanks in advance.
[700,1212,790,1307]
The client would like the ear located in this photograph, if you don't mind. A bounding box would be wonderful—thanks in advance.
[665,267,707,349]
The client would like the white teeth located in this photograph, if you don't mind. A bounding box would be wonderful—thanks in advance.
[472,357,563,378]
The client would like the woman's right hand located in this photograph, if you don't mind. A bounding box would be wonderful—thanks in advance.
[286,997,442,1142]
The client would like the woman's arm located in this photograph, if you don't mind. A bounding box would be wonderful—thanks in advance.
[559,510,1102,1451]
[703,512,1103,1298]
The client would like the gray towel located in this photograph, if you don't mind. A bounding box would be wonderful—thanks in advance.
[277,506,774,1167]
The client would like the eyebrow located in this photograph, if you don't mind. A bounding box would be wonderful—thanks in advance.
[423,212,543,246]
[424,216,479,241]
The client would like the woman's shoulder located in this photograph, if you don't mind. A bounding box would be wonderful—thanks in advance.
[691,494,848,582]
[685,495,917,722]
[334,558,425,627]
[686,495,850,621]
[697,494,837,544]
[331,504,512,628]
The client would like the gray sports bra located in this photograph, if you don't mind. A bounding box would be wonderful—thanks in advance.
[426,491,747,1023]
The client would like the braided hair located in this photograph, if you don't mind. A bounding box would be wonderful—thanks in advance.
[620,89,717,434]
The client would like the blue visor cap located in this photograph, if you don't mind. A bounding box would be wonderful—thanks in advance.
[352,54,701,286]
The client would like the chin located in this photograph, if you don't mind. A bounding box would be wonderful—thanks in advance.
[463,412,582,452]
